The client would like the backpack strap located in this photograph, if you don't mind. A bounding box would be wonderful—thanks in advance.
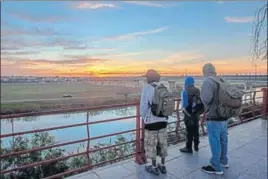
[203,77,220,113]
[207,76,224,116]
[149,83,157,88]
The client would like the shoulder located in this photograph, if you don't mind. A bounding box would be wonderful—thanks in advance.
[142,84,154,93]
[181,89,187,96]
[202,77,215,88]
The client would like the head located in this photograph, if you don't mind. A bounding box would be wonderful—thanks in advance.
[184,76,195,89]
[203,63,217,77]
[143,69,161,84]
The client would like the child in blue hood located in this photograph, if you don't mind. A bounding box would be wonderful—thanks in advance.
[180,76,201,153]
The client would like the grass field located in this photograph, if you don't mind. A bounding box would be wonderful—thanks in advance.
[1,83,141,115]
[1,83,141,102]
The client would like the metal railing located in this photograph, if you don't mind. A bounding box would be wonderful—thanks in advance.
[0,88,267,179]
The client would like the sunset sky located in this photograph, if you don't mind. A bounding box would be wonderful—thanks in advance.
[1,1,267,77]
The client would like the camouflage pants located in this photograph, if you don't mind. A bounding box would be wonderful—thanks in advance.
[144,128,168,160]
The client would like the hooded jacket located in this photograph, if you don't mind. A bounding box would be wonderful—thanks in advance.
[201,63,227,120]
[181,76,200,114]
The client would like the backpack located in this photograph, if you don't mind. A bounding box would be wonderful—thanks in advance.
[209,76,244,118]
[190,94,205,116]
[150,83,175,117]
[185,87,204,116]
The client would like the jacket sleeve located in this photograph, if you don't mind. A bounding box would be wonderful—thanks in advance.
[140,86,150,120]
[200,79,214,106]
[180,90,188,109]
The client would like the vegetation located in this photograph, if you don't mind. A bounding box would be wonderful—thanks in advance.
[1,96,140,115]
[0,132,136,179]
[252,2,267,62]
[1,83,141,102]
[1,83,140,115]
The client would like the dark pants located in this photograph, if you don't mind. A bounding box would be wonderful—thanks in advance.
[186,125,199,149]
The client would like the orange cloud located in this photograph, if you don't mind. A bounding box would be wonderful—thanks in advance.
[1,52,267,77]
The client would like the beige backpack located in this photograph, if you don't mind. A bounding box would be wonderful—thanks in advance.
[209,77,244,118]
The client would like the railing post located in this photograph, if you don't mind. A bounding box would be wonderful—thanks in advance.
[252,91,257,106]
[261,88,267,120]
[86,111,92,168]
[141,120,146,163]
[201,113,206,135]
[175,99,180,142]
[135,103,142,164]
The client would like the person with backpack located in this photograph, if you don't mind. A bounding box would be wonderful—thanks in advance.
[180,76,204,154]
[200,63,244,175]
[140,69,175,176]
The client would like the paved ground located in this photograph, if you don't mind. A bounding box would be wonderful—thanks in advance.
[67,119,267,179]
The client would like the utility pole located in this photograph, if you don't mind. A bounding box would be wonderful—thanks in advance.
[254,63,257,81]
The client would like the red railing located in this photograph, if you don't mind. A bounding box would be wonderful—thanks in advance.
[0,88,267,179]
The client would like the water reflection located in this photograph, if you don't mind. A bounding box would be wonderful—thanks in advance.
[1,107,137,152]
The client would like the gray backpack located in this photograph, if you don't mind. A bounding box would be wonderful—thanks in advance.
[209,77,244,118]
[150,83,175,117]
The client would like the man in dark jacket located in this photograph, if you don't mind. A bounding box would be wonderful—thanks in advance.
[180,76,201,153]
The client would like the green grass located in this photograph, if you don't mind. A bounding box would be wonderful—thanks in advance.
[0,83,141,115]
[0,95,140,115]
[1,83,140,101]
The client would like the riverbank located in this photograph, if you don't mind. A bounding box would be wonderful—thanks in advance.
[0,95,141,115]
[1,82,142,115]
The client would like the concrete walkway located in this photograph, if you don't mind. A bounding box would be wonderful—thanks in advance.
[67,119,267,179]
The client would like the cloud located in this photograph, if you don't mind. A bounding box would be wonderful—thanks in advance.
[159,51,205,65]
[72,2,116,9]
[104,27,168,41]
[63,45,116,51]
[217,1,224,4]
[6,9,67,23]
[124,1,166,8]
[1,26,59,37]
[1,50,40,56]
[224,16,255,23]
[2,57,105,66]
[1,38,43,50]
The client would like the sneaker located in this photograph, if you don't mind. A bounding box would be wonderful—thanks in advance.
[180,147,193,154]
[194,146,199,152]
[145,165,159,175]
[157,163,167,174]
[201,165,224,175]
[221,163,229,168]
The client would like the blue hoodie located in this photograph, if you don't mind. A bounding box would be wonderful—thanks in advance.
[181,76,195,109]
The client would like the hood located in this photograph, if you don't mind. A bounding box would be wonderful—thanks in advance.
[184,76,195,88]
[203,63,217,77]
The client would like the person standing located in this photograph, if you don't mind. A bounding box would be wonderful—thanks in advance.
[200,63,228,175]
[201,63,243,175]
[140,69,174,175]
[180,76,203,153]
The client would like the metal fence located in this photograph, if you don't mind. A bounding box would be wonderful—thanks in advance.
[0,88,267,179]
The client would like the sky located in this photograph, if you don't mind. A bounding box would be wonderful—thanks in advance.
[1,1,267,77]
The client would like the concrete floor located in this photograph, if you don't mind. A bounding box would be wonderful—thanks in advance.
[67,118,267,179]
